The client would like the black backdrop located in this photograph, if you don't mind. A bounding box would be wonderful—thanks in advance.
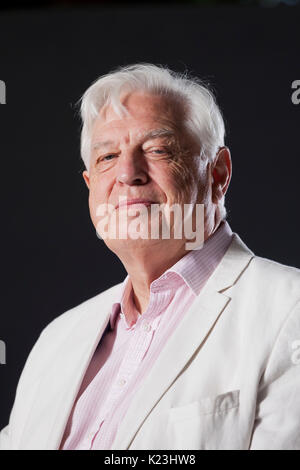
[0,4,299,429]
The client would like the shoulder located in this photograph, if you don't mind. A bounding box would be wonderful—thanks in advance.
[230,233,300,296]
[227,234,300,334]
[39,281,123,341]
[248,254,300,296]
[20,281,123,372]
[12,281,124,393]
[233,250,300,339]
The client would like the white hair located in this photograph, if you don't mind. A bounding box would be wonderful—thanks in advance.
[79,63,227,219]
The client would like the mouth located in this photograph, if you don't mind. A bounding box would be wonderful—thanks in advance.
[115,199,157,210]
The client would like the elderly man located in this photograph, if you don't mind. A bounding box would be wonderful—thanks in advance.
[1,64,300,450]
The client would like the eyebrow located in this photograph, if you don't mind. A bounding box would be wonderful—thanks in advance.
[92,140,115,151]
[92,128,175,151]
[140,128,175,142]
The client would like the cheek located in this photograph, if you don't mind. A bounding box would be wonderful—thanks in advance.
[166,157,202,202]
[88,191,98,226]
[89,173,110,201]
[88,180,108,220]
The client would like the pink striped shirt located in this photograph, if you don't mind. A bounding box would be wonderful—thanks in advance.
[60,221,233,450]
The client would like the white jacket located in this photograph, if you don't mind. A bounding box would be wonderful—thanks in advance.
[1,233,300,450]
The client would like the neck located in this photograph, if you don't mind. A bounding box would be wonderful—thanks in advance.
[112,217,220,315]
[116,240,189,314]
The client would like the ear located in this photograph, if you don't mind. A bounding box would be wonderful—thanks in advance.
[211,146,232,204]
[82,170,90,189]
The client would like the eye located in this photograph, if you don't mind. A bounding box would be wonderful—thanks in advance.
[146,147,170,155]
[103,154,116,161]
[96,154,117,164]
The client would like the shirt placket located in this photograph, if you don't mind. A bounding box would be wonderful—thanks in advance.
[89,289,171,449]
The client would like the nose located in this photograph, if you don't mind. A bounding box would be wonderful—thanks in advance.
[116,150,149,186]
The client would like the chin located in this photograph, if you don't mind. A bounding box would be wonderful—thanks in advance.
[104,237,159,252]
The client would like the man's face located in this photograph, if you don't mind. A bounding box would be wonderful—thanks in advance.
[83,91,214,253]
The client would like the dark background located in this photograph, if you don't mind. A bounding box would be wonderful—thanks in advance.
[0,2,299,429]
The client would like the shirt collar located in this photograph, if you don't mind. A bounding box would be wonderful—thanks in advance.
[109,220,233,330]
[163,220,233,295]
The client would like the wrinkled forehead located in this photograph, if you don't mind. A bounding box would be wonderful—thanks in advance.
[92,91,187,143]
[99,91,184,125]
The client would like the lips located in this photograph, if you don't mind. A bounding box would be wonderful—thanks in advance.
[115,198,157,210]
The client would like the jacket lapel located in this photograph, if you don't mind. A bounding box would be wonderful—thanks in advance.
[111,234,254,449]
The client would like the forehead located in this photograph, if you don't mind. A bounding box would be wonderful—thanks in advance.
[91,92,184,141]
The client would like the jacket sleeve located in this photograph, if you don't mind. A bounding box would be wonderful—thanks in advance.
[0,320,59,450]
[0,425,10,450]
[249,300,300,449]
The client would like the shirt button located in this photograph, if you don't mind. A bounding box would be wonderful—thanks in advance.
[142,322,152,332]
[118,378,127,386]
